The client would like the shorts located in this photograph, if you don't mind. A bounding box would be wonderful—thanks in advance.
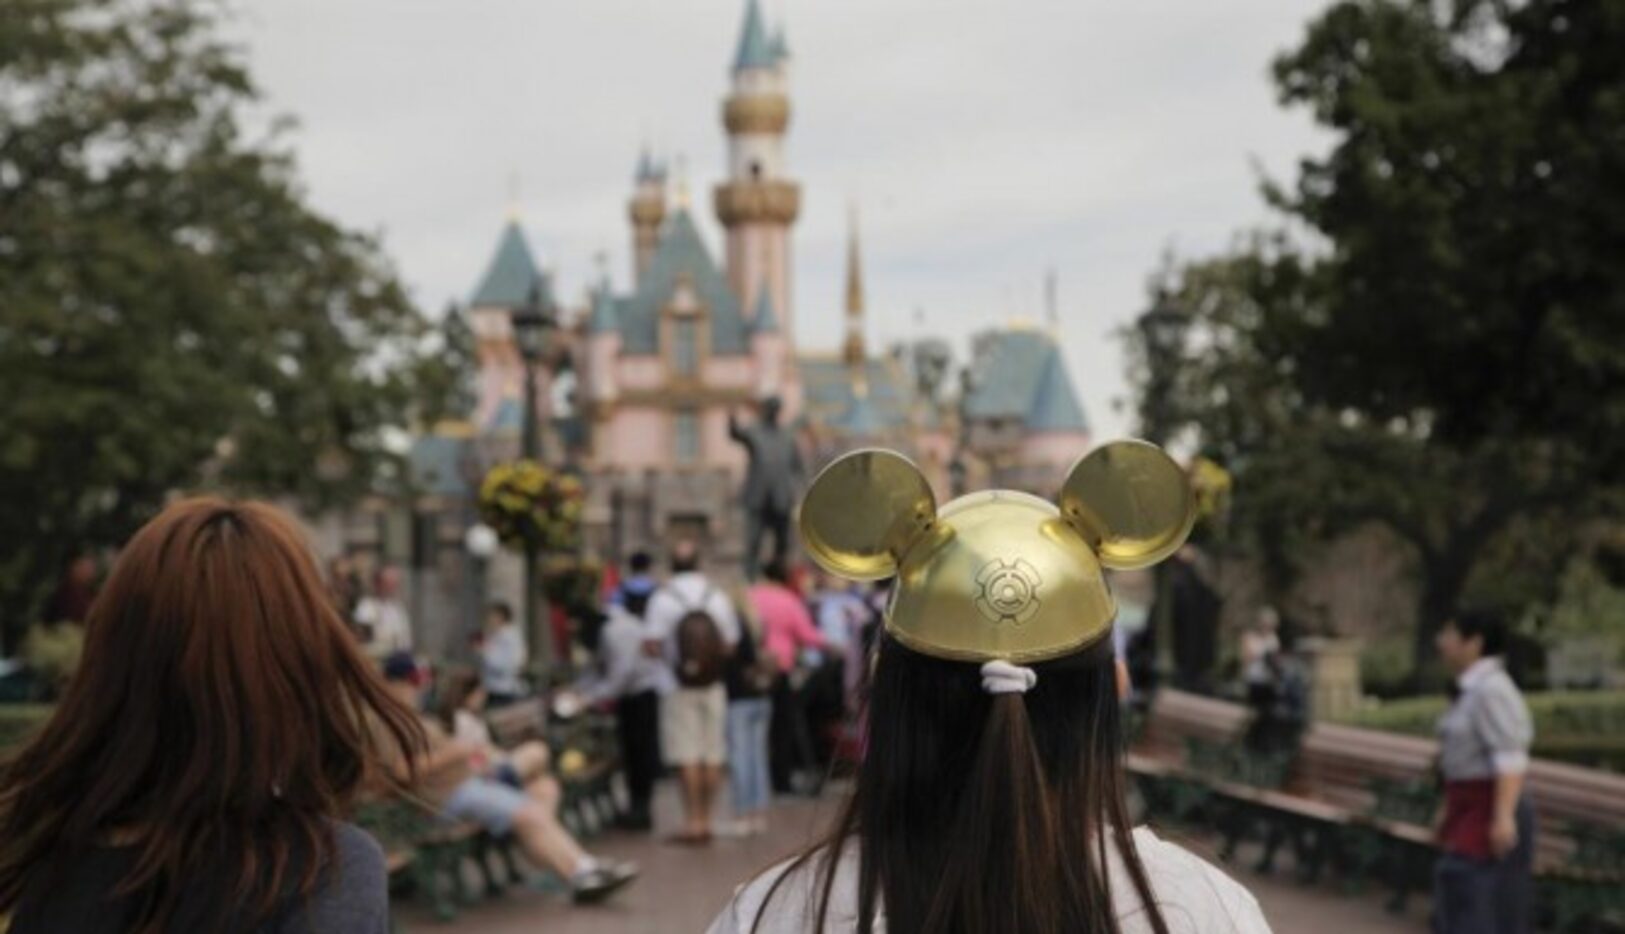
[661,684,727,766]
[442,777,528,836]
[488,762,523,789]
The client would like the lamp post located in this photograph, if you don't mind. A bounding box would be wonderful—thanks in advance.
[1135,292,1187,691]
[463,521,499,650]
[510,284,556,686]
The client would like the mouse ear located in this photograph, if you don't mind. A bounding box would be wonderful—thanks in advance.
[1059,440,1195,570]
[798,449,937,581]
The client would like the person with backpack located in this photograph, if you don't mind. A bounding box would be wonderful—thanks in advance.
[645,540,739,844]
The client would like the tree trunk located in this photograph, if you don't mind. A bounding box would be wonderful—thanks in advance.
[1411,553,1472,688]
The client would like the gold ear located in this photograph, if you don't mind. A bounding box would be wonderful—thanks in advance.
[1059,440,1195,570]
[798,449,937,580]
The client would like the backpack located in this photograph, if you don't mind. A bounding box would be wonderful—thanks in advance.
[673,586,728,688]
[731,615,780,695]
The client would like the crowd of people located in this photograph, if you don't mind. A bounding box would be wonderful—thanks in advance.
[0,476,1538,933]
[307,531,888,905]
[570,541,884,844]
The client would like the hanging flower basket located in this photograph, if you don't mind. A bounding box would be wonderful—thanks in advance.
[477,460,585,553]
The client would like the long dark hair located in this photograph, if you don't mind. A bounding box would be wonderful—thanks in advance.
[754,635,1169,934]
[0,498,426,932]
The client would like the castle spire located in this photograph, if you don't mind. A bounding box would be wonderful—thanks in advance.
[842,203,867,368]
[628,148,667,285]
[716,0,799,348]
[733,0,775,72]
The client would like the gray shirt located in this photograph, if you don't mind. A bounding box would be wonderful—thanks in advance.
[1437,657,1534,781]
[11,820,389,934]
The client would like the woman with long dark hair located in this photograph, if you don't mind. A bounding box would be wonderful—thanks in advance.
[0,498,426,933]
[709,443,1272,934]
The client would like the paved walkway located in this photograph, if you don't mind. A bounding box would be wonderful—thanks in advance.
[399,785,1429,933]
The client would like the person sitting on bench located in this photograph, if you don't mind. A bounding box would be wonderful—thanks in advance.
[379,653,638,904]
[437,668,551,789]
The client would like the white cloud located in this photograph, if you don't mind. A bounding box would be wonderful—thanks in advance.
[231,0,1331,439]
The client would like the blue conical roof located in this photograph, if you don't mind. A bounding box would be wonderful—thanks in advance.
[733,0,776,72]
[470,221,544,309]
[964,329,1090,433]
[1026,345,1089,432]
[635,149,665,183]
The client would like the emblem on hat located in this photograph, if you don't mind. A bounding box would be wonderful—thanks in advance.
[974,558,1042,625]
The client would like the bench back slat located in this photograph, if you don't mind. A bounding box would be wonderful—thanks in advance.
[484,698,548,748]
[1135,688,1625,868]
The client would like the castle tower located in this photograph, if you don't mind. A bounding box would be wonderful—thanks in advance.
[467,218,549,430]
[842,205,867,370]
[628,150,666,285]
[714,0,799,344]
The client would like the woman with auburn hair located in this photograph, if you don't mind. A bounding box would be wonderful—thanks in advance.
[0,498,425,933]
[710,445,1272,934]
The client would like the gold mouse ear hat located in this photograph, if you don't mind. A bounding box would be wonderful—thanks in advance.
[799,440,1196,664]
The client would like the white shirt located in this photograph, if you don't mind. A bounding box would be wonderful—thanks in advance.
[645,572,740,692]
[1241,630,1280,685]
[1440,657,1533,778]
[706,826,1272,934]
[480,624,528,697]
[354,596,412,657]
[453,709,494,748]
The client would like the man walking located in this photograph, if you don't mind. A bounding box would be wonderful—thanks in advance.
[572,552,670,831]
[646,540,738,844]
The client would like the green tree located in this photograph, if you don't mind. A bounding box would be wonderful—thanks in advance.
[0,0,449,640]
[1125,0,1625,678]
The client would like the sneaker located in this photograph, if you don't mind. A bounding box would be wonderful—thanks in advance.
[571,861,640,904]
[712,820,753,839]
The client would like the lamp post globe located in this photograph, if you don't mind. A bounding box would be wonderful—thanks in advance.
[464,523,499,559]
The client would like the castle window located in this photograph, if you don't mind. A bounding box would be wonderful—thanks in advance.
[673,319,699,377]
[675,409,701,464]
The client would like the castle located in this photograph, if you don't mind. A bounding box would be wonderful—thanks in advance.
[438,0,1092,568]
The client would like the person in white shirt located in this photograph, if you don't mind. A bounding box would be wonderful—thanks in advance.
[644,540,738,844]
[478,601,528,706]
[709,444,1272,934]
[568,562,674,831]
[354,565,412,658]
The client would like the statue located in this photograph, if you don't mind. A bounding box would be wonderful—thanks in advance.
[728,396,803,580]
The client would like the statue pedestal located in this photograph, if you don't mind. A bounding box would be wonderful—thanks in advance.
[1299,637,1364,721]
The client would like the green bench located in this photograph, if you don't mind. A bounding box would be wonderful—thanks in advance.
[356,796,525,925]
[1132,688,1625,929]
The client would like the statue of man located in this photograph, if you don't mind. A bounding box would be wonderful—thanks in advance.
[728,396,803,580]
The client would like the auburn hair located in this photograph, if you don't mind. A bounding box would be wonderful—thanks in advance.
[0,498,425,931]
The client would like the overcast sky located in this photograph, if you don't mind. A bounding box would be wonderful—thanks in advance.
[232,0,1330,440]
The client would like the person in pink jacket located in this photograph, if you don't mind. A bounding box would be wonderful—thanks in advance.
[750,561,829,674]
[748,561,829,795]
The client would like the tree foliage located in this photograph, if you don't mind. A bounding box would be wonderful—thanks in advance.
[0,0,454,637]
[1125,0,1625,675]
